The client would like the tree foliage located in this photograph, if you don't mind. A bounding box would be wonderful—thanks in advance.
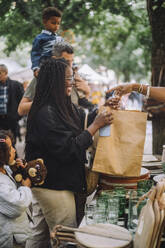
[0,0,151,80]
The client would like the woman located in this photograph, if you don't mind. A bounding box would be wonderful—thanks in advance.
[25,58,114,243]
[106,83,165,103]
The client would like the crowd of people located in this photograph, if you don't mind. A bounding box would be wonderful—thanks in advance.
[1,5,165,248]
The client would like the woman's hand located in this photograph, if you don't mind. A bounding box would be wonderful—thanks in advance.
[93,110,113,129]
[87,110,113,136]
[22,177,31,188]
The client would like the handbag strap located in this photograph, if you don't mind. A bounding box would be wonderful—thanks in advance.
[84,111,88,130]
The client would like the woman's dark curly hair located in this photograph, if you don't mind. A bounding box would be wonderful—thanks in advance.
[0,130,12,167]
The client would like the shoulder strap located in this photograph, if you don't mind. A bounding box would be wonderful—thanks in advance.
[84,111,88,130]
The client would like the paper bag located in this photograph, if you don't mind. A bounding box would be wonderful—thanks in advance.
[92,108,147,177]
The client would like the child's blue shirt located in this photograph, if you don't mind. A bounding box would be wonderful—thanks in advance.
[31,30,64,71]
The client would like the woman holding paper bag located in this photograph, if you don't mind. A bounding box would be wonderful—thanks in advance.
[25,58,117,240]
[106,83,165,103]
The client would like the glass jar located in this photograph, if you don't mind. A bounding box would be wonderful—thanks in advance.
[128,189,147,237]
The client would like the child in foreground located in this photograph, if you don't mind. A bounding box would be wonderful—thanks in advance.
[0,130,32,248]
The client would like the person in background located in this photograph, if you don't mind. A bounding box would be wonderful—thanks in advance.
[106,83,165,103]
[0,64,24,143]
[25,58,114,247]
[31,6,63,77]
[18,41,94,116]
[0,130,32,248]
[72,63,95,111]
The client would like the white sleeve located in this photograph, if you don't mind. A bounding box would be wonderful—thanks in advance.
[0,183,32,218]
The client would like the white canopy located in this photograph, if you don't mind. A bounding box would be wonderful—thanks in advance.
[0,58,23,74]
[9,67,33,82]
[78,64,108,84]
[0,58,33,82]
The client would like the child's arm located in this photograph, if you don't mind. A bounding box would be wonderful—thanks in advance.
[31,37,41,73]
[0,182,32,218]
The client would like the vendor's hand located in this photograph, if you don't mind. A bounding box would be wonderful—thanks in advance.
[33,69,40,78]
[104,95,121,109]
[106,84,134,97]
[93,110,113,129]
[22,177,31,187]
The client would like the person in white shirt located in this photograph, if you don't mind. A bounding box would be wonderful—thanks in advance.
[0,130,32,248]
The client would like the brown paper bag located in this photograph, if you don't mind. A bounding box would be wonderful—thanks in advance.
[92,108,147,177]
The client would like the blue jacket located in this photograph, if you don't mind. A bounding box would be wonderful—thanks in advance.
[31,30,63,71]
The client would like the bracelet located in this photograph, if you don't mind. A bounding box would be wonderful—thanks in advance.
[138,84,143,93]
[146,86,151,99]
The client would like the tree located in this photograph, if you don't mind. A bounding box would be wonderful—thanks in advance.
[72,1,151,81]
[147,0,165,154]
[4,0,165,154]
[0,0,151,82]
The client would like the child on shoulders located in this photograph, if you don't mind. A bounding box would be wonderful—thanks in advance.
[31,6,63,77]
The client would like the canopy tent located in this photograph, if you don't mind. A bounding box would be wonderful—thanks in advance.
[0,58,33,82]
[9,67,33,82]
[78,64,108,84]
[0,58,23,74]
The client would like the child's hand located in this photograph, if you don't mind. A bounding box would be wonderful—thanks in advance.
[22,177,31,187]
[15,158,26,168]
[33,69,40,77]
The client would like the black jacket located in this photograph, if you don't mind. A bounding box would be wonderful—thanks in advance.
[25,105,97,193]
[6,77,24,121]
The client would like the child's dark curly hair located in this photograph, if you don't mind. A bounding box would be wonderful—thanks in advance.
[0,130,12,167]
[42,7,62,21]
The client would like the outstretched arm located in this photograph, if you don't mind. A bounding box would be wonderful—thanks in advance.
[107,83,165,103]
